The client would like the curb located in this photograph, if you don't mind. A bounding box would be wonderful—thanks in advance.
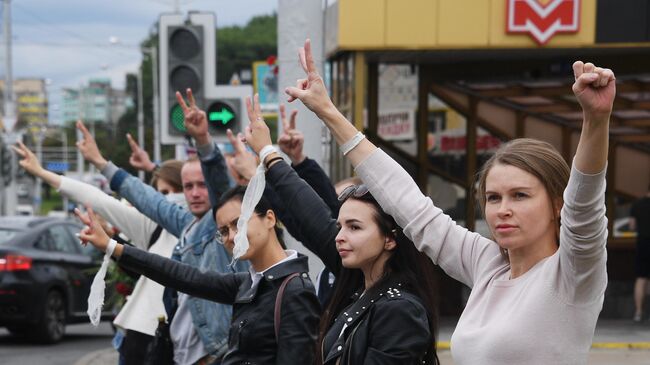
[436,342,650,351]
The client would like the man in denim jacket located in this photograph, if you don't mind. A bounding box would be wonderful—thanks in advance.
[76,120,248,365]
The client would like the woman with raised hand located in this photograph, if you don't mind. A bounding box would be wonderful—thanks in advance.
[286,39,613,365]
[73,145,321,364]
[13,138,183,364]
[242,94,440,364]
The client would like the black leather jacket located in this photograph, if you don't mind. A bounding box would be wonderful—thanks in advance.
[321,278,431,364]
[118,245,321,365]
[266,161,432,364]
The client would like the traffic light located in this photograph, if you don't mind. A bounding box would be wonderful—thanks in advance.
[0,142,12,187]
[159,12,216,144]
[203,85,252,143]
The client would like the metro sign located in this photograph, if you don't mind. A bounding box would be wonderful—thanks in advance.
[507,0,580,45]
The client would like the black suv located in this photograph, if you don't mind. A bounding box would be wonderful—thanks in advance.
[0,216,113,343]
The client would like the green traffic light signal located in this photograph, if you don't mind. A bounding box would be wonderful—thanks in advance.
[207,101,236,129]
[170,103,186,132]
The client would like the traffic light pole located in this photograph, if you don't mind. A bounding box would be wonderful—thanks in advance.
[2,0,17,215]
[150,46,161,164]
[137,65,145,181]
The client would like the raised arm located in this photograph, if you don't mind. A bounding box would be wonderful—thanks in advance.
[284,39,375,168]
[76,207,241,303]
[285,39,496,286]
[571,61,615,174]
[76,120,192,236]
[278,104,339,217]
[557,62,614,304]
[126,133,157,172]
[176,89,231,206]
[13,141,63,189]
[243,94,342,274]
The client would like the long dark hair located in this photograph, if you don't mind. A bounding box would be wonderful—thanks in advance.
[318,190,439,364]
[214,185,285,248]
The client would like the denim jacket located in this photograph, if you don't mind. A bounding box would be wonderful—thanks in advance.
[102,144,249,358]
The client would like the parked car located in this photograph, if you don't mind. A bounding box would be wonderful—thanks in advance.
[0,216,113,343]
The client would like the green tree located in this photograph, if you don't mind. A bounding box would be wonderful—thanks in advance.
[216,13,277,84]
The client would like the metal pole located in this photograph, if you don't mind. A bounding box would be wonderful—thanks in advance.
[77,85,85,178]
[137,66,145,180]
[89,120,96,174]
[2,0,17,215]
[62,130,69,215]
[151,47,161,164]
[3,0,14,131]
[34,130,44,214]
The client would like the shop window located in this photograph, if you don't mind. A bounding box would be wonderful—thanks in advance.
[613,194,638,239]
[427,93,467,180]
[377,64,418,157]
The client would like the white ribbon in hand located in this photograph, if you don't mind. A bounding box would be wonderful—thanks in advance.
[232,145,277,262]
[87,238,117,326]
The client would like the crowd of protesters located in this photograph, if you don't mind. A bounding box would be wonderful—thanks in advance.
[13,38,617,365]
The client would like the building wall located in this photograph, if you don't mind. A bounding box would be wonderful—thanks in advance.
[60,79,131,125]
[327,0,650,54]
[0,78,48,127]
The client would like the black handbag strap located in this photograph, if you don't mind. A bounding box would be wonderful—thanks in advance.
[148,225,164,249]
[274,272,301,340]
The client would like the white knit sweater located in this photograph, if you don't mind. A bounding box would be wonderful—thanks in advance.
[59,176,178,336]
[355,149,608,365]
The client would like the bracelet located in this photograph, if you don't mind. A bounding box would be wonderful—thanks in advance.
[340,132,366,156]
[259,145,277,162]
[265,156,284,170]
[106,238,118,257]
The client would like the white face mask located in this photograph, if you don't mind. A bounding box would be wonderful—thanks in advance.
[165,192,187,208]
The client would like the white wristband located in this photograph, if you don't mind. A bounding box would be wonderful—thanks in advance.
[106,238,117,257]
[341,132,366,156]
[259,145,277,162]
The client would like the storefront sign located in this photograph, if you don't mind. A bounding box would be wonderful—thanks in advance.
[507,0,580,45]
[377,108,415,141]
[430,131,502,156]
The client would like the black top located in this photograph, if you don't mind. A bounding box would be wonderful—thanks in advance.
[118,245,320,365]
[631,196,650,239]
[266,160,432,364]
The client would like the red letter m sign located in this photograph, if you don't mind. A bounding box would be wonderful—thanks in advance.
[507,0,580,45]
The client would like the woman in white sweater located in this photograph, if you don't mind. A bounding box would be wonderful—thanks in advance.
[285,39,614,365]
[13,142,183,364]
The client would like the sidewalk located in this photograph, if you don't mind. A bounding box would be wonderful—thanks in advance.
[74,318,650,365]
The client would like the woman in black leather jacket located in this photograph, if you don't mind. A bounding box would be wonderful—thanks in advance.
[244,94,440,365]
[76,187,320,365]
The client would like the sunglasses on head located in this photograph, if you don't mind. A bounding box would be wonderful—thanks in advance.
[337,184,370,202]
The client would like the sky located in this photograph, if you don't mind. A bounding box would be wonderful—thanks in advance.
[2,0,277,123]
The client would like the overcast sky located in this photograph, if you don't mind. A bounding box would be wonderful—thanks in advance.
[3,0,277,123]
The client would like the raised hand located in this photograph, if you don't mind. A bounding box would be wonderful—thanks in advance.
[75,206,111,252]
[277,104,305,165]
[226,129,258,183]
[572,61,616,122]
[242,94,273,155]
[126,133,156,172]
[284,39,336,119]
[176,88,210,145]
[76,120,108,169]
[11,141,44,176]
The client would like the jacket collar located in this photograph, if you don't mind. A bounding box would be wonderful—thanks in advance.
[235,254,310,303]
